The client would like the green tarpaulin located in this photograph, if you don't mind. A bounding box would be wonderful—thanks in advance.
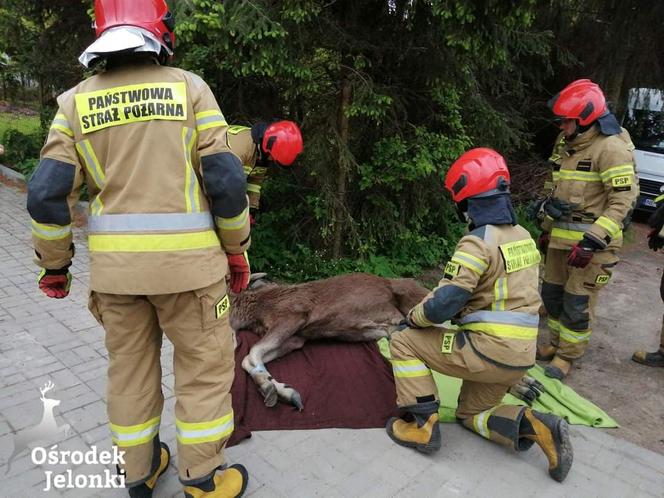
[377,338,618,428]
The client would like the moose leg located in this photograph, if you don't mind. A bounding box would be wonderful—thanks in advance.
[261,335,307,410]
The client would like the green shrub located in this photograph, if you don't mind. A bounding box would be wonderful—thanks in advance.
[2,128,43,175]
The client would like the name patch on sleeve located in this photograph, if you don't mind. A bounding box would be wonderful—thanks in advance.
[75,82,187,134]
[611,175,632,191]
[499,239,541,273]
[444,261,460,279]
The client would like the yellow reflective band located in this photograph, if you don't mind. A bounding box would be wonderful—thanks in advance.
[460,322,538,340]
[182,127,201,213]
[176,412,234,445]
[31,220,72,240]
[252,167,268,175]
[599,164,634,181]
[552,171,560,181]
[558,323,591,344]
[195,110,227,132]
[243,165,254,175]
[75,82,187,134]
[492,277,508,311]
[451,251,488,275]
[89,230,220,252]
[473,407,496,440]
[228,125,250,135]
[391,359,431,378]
[110,416,160,448]
[90,195,104,216]
[551,227,584,241]
[216,207,249,231]
[595,216,621,237]
[558,170,601,182]
[499,239,540,273]
[76,139,105,189]
[247,184,262,194]
[655,193,664,204]
[547,317,560,332]
[51,114,74,137]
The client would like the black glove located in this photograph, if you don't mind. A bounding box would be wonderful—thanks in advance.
[526,199,544,222]
[508,376,545,406]
[648,229,664,252]
[648,203,664,233]
[542,198,572,220]
[396,313,421,331]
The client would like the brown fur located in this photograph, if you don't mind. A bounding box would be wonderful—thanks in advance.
[230,272,429,409]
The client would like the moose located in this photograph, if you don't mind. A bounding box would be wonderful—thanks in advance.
[230,272,429,410]
[5,381,71,473]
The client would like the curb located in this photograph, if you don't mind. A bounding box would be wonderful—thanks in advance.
[0,163,26,182]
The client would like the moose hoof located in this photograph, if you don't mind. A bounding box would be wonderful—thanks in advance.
[290,391,303,411]
[261,383,278,407]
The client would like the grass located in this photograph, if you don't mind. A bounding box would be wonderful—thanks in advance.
[0,111,40,140]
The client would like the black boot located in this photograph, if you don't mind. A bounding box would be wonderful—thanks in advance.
[632,349,664,367]
[127,441,171,498]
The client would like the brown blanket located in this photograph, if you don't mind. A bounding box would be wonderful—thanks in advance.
[228,331,398,446]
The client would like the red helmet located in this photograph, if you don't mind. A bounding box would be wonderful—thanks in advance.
[94,0,175,52]
[262,121,303,166]
[444,148,510,203]
[548,79,607,126]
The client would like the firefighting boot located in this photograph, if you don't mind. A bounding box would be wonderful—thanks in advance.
[127,442,171,498]
[386,400,441,454]
[536,344,557,361]
[183,464,248,498]
[632,349,664,367]
[520,409,573,482]
[544,356,572,380]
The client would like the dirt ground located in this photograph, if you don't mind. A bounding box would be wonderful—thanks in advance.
[546,217,664,454]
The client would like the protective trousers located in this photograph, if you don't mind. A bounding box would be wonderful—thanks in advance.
[541,248,618,360]
[390,328,535,451]
[88,279,235,486]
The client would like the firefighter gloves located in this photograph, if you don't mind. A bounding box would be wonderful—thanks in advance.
[227,252,251,294]
[508,376,545,406]
[542,198,572,220]
[37,267,72,299]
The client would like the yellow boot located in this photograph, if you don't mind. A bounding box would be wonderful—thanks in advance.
[184,464,248,498]
[521,409,573,482]
[386,413,441,454]
[127,442,170,498]
[536,344,557,361]
[544,355,572,380]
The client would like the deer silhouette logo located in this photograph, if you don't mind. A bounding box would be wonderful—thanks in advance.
[4,381,71,474]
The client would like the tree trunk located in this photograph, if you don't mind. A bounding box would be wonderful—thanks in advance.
[332,73,352,259]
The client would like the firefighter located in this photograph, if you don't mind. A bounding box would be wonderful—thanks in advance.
[535,79,639,380]
[632,196,664,367]
[386,148,573,482]
[26,1,250,496]
[226,121,303,224]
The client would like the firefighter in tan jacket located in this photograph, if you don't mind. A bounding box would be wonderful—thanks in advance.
[387,148,573,482]
[536,80,639,380]
[27,1,249,496]
[226,121,303,223]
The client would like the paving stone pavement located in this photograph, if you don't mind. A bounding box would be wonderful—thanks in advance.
[1,180,663,497]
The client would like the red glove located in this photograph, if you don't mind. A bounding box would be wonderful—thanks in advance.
[227,253,250,293]
[249,213,256,226]
[567,243,594,268]
[537,232,550,254]
[38,268,72,299]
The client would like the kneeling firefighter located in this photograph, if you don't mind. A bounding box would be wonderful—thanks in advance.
[27,0,250,496]
[226,121,303,224]
[387,148,573,482]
